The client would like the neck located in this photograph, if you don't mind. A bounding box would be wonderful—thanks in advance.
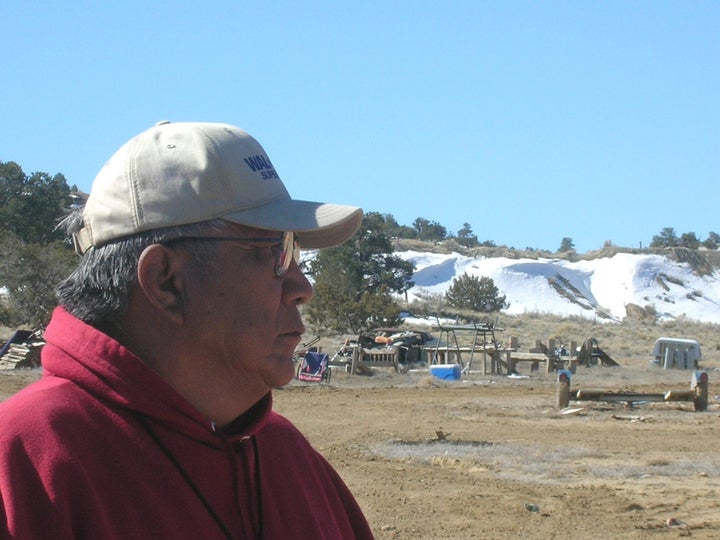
[120,302,267,427]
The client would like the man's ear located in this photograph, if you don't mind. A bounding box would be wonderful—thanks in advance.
[136,244,186,325]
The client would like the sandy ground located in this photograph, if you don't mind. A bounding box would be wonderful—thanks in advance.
[276,358,720,539]
[2,359,718,539]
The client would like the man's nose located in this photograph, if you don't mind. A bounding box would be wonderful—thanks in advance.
[283,261,313,305]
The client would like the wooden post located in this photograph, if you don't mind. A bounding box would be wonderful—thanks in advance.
[483,330,489,376]
[351,346,359,375]
[506,350,514,373]
[556,370,571,408]
[693,371,709,411]
[506,337,518,374]
[547,338,561,374]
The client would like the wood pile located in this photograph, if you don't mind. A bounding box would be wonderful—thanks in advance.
[0,330,44,370]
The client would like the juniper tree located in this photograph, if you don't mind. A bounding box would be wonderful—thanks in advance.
[305,212,415,334]
[445,274,508,313]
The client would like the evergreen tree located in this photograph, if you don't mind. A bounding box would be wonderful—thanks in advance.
[0,231,77,327]
[374,212,416,239]
[412,217,447,242]
[703,232,720,250]
[0,162,78,327]
[456,223,479,248]
[0,161,73,244]
[650,227,679,248]
[558,237,575,252]
[679,232,700,249]
[305,214,415,334]
[445,274,508,313]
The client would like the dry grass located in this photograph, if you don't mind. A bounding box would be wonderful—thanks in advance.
[460,312,720,362]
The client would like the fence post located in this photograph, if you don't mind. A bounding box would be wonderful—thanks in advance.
[556,370,571,408]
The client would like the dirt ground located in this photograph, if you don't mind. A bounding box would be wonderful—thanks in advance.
[277,356,720,540]
[2,357,719,539]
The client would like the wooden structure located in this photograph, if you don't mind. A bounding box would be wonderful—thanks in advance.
[349,345,399,374]
[506,352,576,375]
[505,338,577,375]
[577,337,619,367]
[556,370,709,411]
[0,330,43,370]
[425,321,503,376]
[424,333,581,377]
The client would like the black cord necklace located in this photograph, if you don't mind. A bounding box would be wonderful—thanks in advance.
[137,414,258,540]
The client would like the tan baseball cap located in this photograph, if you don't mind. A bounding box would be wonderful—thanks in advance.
[73,121,363,253]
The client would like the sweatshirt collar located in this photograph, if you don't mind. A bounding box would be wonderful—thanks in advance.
[42,306,273,444]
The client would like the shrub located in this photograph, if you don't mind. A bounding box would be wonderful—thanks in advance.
[445,274,509,313]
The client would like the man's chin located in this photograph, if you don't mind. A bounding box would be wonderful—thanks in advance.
[265,354,297,388]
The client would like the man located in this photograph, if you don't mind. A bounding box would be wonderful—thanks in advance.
[0,121,374,539]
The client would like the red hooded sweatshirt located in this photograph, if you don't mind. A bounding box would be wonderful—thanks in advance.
[0,307,374,539]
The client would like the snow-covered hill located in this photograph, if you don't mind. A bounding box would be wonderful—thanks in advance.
[397,250,720,324]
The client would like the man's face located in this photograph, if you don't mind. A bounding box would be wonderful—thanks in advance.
[180,224,313,395]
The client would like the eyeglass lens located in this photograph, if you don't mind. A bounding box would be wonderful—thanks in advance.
[275,231,301,277]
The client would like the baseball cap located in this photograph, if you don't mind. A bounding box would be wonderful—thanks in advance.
[73,121,363,253]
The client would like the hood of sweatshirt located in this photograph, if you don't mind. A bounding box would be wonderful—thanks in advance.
[41,306,272,447]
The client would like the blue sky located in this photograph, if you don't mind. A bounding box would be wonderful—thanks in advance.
[2,1,718,253]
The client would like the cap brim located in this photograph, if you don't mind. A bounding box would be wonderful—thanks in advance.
[222,200,363,249]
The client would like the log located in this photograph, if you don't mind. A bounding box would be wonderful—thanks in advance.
[663,390,695,401]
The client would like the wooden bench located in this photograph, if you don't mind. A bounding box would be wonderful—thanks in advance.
[349,346,399,374]
[506,352,577,375]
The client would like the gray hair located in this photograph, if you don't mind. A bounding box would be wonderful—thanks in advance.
[56,211,227,338]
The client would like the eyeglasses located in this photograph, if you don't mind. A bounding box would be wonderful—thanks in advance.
[162,231,300,278]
